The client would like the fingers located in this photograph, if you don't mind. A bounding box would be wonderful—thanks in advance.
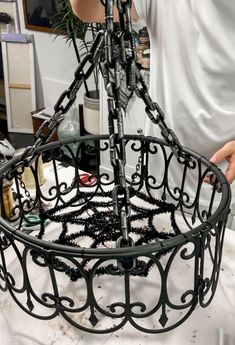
[203,175,211,184]
[204,174,216,185]
[210,141,235,165]
[209,141,235,184]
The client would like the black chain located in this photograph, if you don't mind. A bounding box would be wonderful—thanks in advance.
[17,30,105,167]
[15,0,187,246]
[102,0,132,244]
[134,68,187,159]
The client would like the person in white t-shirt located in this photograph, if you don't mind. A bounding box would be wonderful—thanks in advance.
[70,0,235,196]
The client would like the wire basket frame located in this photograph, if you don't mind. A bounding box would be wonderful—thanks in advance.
[0,135,231,334]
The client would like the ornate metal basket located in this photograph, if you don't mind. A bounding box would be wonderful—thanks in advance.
[0,134,231,334]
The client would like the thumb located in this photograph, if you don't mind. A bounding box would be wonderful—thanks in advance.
[210,142,235,183]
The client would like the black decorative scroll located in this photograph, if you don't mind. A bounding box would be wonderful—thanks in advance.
[0,135,231,333]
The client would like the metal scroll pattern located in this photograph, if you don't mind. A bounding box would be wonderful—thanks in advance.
[0,217,227,333]
[0,136,227,229]
[0,136,230,333]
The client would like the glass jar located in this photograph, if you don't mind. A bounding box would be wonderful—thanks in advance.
[57,105,81,159]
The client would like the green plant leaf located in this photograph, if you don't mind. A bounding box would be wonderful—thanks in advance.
[52,0,104,92]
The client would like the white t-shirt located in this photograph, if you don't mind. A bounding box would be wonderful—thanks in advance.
[134,0,235,204]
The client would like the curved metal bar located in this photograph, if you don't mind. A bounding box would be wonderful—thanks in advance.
[0,135,231,334]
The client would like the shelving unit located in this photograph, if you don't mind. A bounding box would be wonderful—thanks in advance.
[0,0,36,133]
[0,0,20,125]
[1,36,36,133]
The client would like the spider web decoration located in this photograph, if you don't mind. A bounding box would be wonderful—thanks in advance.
[31,189,182,281]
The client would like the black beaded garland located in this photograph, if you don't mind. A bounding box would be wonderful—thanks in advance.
[31,189,181,280]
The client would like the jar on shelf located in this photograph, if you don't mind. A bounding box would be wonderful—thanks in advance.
[136,26,150,66]
[1,179,14,219]
[138,26,150,47]
[14,148,45,188]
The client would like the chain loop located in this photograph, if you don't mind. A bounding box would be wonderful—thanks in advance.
[135,69,186,159]
[14,0,188,250]
[17,31,105,165]
[100,0,134,245]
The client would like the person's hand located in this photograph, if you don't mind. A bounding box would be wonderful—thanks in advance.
[209,140,235,184]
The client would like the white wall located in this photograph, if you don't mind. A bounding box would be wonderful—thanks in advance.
[17,0,94,110]
[17,1,144,115]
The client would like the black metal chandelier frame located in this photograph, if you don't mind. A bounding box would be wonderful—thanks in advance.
[0,0,231,335]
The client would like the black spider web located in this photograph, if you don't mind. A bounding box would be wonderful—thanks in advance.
[31,189,181,280]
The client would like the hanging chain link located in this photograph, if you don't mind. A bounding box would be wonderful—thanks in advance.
[17,30,106,168]
[134,67,186,159]
[101,0,190,246]
[14,0,187,246]
[102,0,132,245]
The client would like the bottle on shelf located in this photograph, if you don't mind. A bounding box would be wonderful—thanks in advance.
[136,26,150,69]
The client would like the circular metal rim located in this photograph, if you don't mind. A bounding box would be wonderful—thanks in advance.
[0,134,231,258]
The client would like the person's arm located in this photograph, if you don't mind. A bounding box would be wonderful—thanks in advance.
[69,0,138,23]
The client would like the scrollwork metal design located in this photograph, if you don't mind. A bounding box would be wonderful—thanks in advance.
[0,135,231,333]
